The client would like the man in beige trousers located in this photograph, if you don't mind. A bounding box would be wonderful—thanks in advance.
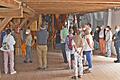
[36,22,49,70]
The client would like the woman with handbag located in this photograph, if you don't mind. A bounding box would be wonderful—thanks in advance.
[2,29,16,74]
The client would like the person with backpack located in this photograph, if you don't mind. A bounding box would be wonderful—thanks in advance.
[71,29,84,79]
[65,28,74,69]
[2,29,16,74]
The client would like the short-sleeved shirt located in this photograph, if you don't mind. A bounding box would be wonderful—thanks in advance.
[60,28,69,43]
[83,34,93,51]
[26,34,32,46]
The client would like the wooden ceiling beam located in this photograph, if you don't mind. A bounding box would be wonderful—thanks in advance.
[35,8,108,14]
[0,17,12,32]
[19,0,120,14]
[0,0,20,8]
[25,0,120,3]
[0,8,23,18]
[26,1,120,14]
[30,4,112,14]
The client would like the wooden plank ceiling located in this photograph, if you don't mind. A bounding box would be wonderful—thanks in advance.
[20,0,120,14]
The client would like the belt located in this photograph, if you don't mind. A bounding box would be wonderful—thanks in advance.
[38,44,47,45]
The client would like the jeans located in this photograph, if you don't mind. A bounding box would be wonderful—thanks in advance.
[84,51,93,69]
[115,41,120,61]
[25,45,32,61]
[61,43,68,63]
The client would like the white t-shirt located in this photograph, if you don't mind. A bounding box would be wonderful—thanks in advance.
[99,30,104,38]
[3,34,16,51]
[83,34,93,51]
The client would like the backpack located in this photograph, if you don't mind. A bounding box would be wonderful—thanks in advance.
[67,35,73,50]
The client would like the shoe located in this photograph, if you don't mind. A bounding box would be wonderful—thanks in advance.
[43,67,47,70]
[83,69,92,74]
[71,76,78,79]
[114,60,120,63]
[5,72,8,74]
[105,55,109,57]
[24,60,27,63]
[43,66,48,70]
[83,64,88,67]
[36,67,43,70]
[10,71,16,74]
[78,75,82,78]
[29,61,32,63]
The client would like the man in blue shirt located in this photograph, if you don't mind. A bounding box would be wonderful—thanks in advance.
[36,22,49,70]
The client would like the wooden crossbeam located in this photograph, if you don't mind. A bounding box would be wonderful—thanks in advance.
[24,0,120,14]
[0,0,19,8]
[33,6,110,14]
[20,18,28,28]
[26,18,35,28]
[0,17,12,32]
[23,7,35,17]
[0,8,23,18]
[24,0,120,2]
[26,1,120,14]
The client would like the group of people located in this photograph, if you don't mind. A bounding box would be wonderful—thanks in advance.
[60,23,94,79]
[0,22,49,74]
[94,25,120,62]
[60,23,120,79]
[0,21,120,80]
[0,28,33,74]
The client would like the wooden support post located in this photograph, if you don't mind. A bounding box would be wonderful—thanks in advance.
[55,14,59,30]
[0,17,12,32]
[51,14,55,49]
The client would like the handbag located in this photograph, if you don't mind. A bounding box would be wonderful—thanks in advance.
[2,42,9,50]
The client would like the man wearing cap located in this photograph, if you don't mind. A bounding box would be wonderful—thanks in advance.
[36,22,49,70]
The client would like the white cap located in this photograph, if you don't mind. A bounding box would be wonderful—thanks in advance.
[26,29,30,34]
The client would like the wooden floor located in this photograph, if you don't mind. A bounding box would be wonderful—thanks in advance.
[0,49,120,80]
